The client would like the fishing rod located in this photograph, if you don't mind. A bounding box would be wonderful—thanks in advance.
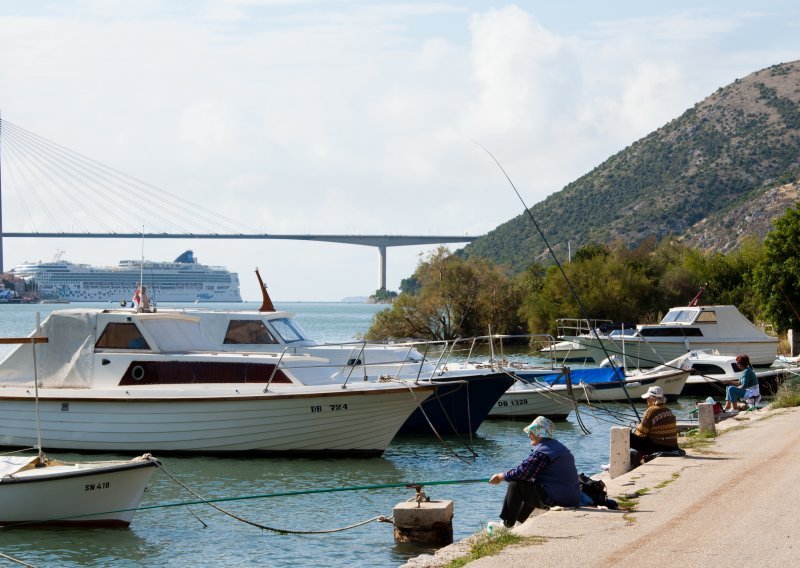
[475,142,640,420]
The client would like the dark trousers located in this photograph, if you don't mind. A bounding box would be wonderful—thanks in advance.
[629,431,678,456]
[499,480,551,527]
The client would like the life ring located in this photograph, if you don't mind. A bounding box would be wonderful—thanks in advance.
[131,365,145,381]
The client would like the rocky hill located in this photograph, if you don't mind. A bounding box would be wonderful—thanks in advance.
[463,61,800,268]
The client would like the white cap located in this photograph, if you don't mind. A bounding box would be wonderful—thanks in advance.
[641,385,664,399]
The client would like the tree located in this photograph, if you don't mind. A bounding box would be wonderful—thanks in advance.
[365,247,525,340]
[753,205,800,331]
[519,242,655,333]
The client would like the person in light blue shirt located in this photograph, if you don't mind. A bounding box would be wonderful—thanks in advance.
[724,354,759,410]
[488,416,580,528]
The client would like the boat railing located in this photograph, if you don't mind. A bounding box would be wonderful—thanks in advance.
[268,335,559,383]
[555,318,614,338]
[440,334,559,370]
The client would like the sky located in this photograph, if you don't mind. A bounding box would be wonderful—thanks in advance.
[0,1,798,301]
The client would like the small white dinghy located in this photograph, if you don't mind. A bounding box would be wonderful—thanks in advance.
[0,453,159,527]
[0,333,159,527]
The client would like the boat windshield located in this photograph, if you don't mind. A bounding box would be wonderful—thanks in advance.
[660,310,697,324]
[609,328,638,338]
[223,320,279,345]
[269,317,312,344]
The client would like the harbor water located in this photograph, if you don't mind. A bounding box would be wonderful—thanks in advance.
[0,302,701,567]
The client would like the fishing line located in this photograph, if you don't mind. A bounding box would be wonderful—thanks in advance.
[474,142,640,421]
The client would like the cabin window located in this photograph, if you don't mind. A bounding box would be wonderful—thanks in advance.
[661,310,696,324]
[224,320,278,344]
[640,328,685,337]
[691,363,727,376]
[640,327,703,337]
[696,311,717,323]
[96,322,151,350]
[269,317,310,344]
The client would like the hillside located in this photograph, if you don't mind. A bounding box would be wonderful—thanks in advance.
[463,60,800,269]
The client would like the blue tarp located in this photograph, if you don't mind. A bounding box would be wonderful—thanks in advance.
[523,367,626,386]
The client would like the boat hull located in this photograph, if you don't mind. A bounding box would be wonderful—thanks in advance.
[489,382,574,420]
[575,338,778,369]
[558,369,688,402]
[0,384,433,456]
[398,372,515,435]
[0,457,157,527]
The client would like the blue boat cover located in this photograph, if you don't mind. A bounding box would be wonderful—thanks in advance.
[535,367,626,386]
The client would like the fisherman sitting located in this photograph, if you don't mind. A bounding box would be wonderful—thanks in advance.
[488,416,580,528]
[630,386,680,463]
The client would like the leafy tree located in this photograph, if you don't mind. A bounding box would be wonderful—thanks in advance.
[754,205,800,331]
[399,276,421,295]
[370,289,398,303]
[519,243,654,334]
[365,247,525,340]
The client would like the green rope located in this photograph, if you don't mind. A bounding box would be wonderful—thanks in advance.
[141,477,489,512]
[0,477,489,529]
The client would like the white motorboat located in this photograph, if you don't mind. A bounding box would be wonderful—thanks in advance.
[0,335,158,527]
[0,309,435,456]
[486,358,687,420]
[537,318,618,363]
[149,278,516,436]
[527,366,688,403]
[653,350,798,397]
[537,340,593,363]
[564,305,778,369]
[0,453,158,527]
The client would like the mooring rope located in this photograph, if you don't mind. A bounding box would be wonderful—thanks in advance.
[401,381,479,464]
[157,465,489,535]
[0,551,36,568]
[0,473,489,531]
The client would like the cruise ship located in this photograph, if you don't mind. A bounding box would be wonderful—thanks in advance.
[10,250,241,303]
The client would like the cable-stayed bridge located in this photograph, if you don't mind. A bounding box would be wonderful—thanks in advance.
[0,119,478,290]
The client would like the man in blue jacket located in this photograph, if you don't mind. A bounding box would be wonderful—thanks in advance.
[489,416,580,528]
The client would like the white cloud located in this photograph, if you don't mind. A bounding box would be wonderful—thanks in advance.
[1,1,798,300]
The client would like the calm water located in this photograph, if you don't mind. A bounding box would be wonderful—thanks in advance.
[0,302,698,567]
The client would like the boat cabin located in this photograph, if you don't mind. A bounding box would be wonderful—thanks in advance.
[637,305,771,339]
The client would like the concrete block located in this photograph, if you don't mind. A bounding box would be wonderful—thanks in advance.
[697,402,716,435]
[393,500,454,545]
[609,426,631,479]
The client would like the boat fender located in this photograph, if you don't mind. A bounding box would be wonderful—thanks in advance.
[131,365,145,381]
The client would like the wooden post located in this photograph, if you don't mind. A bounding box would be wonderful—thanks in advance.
[697,402,716,436]
[609,426,631,479]
[789,329,799,357]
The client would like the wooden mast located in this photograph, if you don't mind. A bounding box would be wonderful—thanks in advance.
[255,268,276,312]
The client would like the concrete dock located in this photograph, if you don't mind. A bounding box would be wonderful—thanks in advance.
[404,405,800,567]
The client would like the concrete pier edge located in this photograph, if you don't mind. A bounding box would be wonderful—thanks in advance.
[402,404,800,567]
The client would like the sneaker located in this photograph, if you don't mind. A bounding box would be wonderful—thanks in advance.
[485,521,504,535]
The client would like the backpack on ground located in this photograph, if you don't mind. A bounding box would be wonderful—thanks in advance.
[578,473,607,507]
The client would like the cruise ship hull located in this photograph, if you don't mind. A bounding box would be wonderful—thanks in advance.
[10,250,241,303]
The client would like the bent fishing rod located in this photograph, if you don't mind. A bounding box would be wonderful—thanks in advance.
[475,142,640,420]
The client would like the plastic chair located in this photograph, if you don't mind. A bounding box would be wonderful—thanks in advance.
[744,384,761,408]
